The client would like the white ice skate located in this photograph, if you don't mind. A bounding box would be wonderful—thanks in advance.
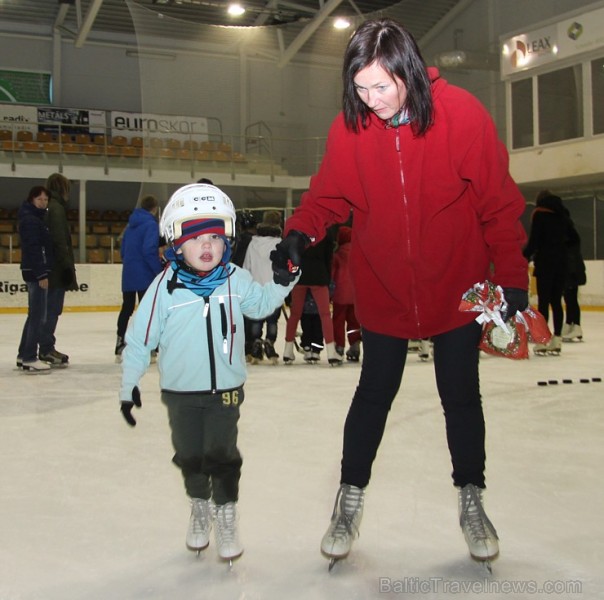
[321,484,365,570]
[283,341,295,364]
[534,336,562,356]
[326,342,343,366]
[186,498,212,554]
[562,324,583,342]
[213,502,243,565]
[303,346,320,364]
[21,359,51,373]
[418,339,432,361]
[458,484,499,572]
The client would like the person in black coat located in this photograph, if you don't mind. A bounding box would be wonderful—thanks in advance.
[523,191,575,353]
[17,185,54,372]
[562,214,586,341]
[39,173,77,366]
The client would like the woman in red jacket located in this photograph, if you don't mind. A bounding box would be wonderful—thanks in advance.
[271,19,528,567]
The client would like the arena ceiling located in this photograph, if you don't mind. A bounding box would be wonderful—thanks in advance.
[0,0,472,64]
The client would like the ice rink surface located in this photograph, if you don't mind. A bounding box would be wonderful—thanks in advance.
[0,310,603,600]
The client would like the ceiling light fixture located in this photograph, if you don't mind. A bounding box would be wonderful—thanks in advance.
[227,3,245,17]
[333,17,351,30]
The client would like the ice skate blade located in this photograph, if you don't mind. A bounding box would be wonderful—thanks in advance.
[470,551,498,575]
[322,550,348,571]
[186,542,209,555]
[221,551,243,569]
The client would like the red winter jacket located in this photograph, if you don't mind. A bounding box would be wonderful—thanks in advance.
[285,68,528,339]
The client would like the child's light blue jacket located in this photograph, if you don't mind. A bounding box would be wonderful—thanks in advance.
[120,264,297,401]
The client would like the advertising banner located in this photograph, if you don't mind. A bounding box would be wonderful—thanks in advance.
[110,111,209,142]
[37,107,107,137]
[0,104,38,135]
[501,6,604,77]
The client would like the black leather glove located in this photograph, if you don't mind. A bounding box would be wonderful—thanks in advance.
[269,230,310,285]
[501,288,529,322]
[120,386,142,427]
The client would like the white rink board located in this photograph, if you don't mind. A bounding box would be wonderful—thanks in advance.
[1,261,604,311]
[0,264,122,309]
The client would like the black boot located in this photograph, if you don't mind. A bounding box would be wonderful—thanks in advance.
[250,339,264,364]
[263,339,279,364]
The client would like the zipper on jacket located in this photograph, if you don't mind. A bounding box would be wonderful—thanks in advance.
[219,296,228,355]
[395,127,422,334]
[203,296,218,393]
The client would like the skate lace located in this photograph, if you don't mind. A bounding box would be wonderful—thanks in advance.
[329,485,364,541]
[214,503,237,545]
[191,499,211,534]
[459,486,498,542]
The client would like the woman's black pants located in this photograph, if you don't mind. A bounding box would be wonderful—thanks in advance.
[341,320,485,489]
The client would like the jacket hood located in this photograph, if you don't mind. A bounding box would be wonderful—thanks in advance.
[128,207,156,229]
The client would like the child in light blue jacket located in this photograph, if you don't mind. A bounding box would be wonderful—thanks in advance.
[119,183,297,564]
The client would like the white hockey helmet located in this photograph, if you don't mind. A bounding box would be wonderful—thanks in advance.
[160,183,236,246]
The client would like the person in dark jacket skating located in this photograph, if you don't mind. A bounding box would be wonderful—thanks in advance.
[39,173,77,367]
[523,191,575,354]
[115,195,163,360]
[16,186,54,372]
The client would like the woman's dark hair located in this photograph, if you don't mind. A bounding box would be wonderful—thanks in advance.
[26,186,49,203]
[342,18,433,136]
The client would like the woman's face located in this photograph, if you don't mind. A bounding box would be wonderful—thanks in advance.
[32,192,49,210]
[353,60,407,122]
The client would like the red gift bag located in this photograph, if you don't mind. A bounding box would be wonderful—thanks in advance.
[459,281,551,360]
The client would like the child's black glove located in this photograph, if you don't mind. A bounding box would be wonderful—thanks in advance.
[501,288,529,322]
[120,386,142,427]
[270,231,310,285]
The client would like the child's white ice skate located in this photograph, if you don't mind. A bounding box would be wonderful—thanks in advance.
[321,484,365,570]
[458,484,499,573]
[186,498,212,555]
[213,502,243,567]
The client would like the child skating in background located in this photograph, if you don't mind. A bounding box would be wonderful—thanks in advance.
[119,183,298,564]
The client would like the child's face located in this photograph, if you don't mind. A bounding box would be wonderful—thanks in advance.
[177,233,226,272]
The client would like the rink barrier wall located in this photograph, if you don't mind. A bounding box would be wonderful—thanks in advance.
[1,262,604,313]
